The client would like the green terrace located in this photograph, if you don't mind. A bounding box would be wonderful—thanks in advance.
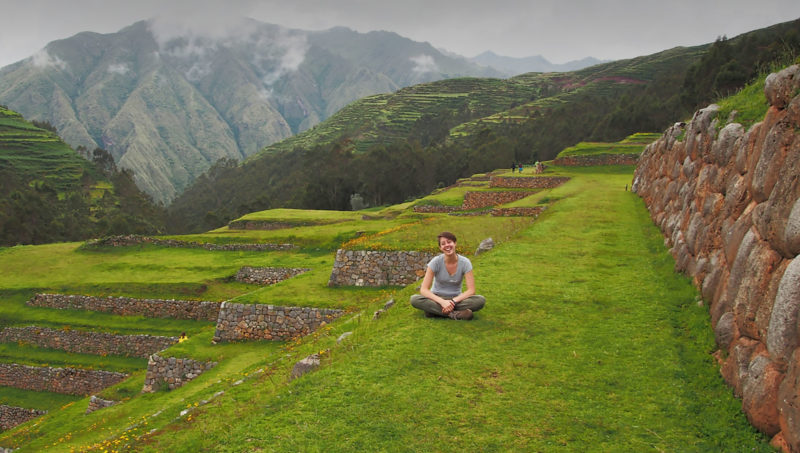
[0,160,773,451]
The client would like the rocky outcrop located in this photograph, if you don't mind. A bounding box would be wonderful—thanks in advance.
[633,65,800,450]
[0,405,46,431]
[0,363,127,396]
[328,250,435,287]
[213,302,343,342]
[0,326,176,358]
[28,293,221,321]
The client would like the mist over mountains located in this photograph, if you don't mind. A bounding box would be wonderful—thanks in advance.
[469,51,606,76]
[0,18,511,204]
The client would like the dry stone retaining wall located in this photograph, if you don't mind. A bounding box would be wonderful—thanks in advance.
[213,302,344,342]
[412,205,460,213]
[328,250,435,287]
[142,354,217,392]
[28,294,221,321]
[632,64,800,450]
[553,154,639,166]
[491,206,546,217]
[462,191,535,210]
[0,363,127,396]
[0,326,176,358]
[235,266,310,285]
[489,176,570,189]
[85,396,117,414]
[85,235,294,251]
[0,405,46,431]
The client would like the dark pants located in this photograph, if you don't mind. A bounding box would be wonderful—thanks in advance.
[409,294,486,317]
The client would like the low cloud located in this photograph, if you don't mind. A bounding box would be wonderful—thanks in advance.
[30,49,67,70]
[252,29,309,87]
[147,11,308,87]
[410,54,438,74]
[107,63,130,75]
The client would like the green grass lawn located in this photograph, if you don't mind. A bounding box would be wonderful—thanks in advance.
[0,166,770,452]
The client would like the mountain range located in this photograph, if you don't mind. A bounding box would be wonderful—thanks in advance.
[469,51,606,75]
[0,19,523,204]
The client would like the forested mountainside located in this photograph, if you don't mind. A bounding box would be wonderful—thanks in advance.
[0,19,499,204]
[167,18,800,234]
[0,106,165,245]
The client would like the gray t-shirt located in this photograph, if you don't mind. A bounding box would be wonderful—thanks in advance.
[428,254,473,298]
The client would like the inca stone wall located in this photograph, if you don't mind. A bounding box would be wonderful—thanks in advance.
[227,220,295,230]
[235,266,310,285]
[328,250,435,287]
[213,302,344,342]
[0,363,128,396]
[633,64,800,451]
[85,396,117,414]
[552,154,639,166]
[84,234,294,251]
[142,354,217,392]
[0,405,46,431]
[28,294,221,321]
[412,205,460,213]
[0,326,176,358]
[461,191,535,210]
[491,206,546,217]
[489,176,570,189]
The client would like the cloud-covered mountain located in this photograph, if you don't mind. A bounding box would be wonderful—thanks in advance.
[470,51,605,76]
[0,19,500,204]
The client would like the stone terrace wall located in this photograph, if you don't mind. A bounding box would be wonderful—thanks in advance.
[85,234,294,251]
[85,396,117,414]
[491,206,546,217]
[142,354,217,392]
[0,326,176,358]
[489,176,570,189]
[462,191,535,210]
[632,65,800,450]
[0,363,127,396]
[553,153,639,166]
[328,250,435,287]
[0,405,46,431]
[28,294,220,321]
[412,205,460,213]
[227,220,294,230]
[213,302,344,342]
[235,266,310,285]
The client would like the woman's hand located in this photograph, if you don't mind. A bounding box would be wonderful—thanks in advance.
[438,299,455,314]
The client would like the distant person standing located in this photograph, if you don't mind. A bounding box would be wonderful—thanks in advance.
[511,162,517,173]
[519,163,523,173]
[410,231,486,320]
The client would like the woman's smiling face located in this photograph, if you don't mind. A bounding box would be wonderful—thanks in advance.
[439,237,456,255]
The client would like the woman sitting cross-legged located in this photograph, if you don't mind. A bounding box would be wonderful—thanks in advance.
[410,231,486,320]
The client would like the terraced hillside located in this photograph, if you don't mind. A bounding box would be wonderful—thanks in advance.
[0,161,772,451]
[0,105,165,246]
[0,106,97,193]
[253,76,562,156]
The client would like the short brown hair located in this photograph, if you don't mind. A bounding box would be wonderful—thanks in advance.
[437,231,457,243]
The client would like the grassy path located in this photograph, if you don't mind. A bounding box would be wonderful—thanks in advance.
[137,168,771,452]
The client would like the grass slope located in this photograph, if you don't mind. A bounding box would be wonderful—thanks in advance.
[0,166,770,452]
[0,106,96,193]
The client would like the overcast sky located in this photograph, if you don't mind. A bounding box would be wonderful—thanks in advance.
[2,0,800,68]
